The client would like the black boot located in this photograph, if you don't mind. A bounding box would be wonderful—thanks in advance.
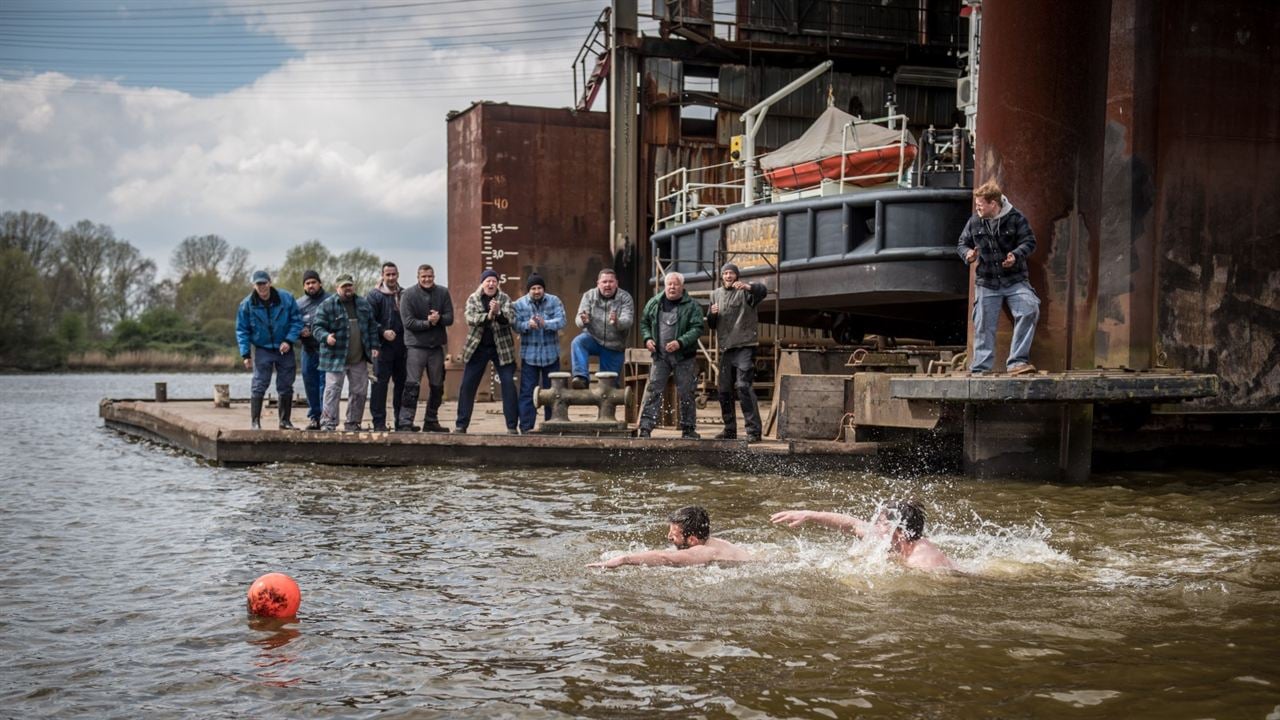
[714,393,736,439]
[278,392,295,430]
[250,395,264,430]
[397,382,420,431]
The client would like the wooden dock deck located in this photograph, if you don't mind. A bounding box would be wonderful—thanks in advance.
[99,397,879,470]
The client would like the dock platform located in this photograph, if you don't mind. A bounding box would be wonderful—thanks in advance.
[99,398,879,470]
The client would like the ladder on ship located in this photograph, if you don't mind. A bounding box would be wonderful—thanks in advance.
[572,7,611,112]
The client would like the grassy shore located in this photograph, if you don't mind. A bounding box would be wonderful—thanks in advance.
[66,349,241,372]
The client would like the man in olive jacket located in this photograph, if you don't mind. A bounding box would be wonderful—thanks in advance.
[707,262,768,442]
[637,272,705,439]
[312,273,381,432]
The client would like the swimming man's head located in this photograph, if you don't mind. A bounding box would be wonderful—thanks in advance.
[667,505,711,549]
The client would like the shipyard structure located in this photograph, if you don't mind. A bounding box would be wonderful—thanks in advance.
[439,0,1276,481]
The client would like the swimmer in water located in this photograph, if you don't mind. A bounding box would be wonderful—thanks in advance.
[771,501,956,571]
[588,505,754,568]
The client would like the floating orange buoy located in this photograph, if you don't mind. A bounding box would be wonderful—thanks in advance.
[246,573,301,618]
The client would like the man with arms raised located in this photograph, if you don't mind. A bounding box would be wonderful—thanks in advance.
[588,505,753,568]
[771,501,955,571]
[570,269,634,389]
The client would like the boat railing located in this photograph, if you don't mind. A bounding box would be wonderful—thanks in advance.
[654,160,744,230]
[653,114,915,231]
[839,113,913,187]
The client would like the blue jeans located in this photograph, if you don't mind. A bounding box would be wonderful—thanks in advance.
[518,358,560,432]
[250,346,296,397]
[455,345,518,431]
[570,334,623,379]
[971,281,1040,372]
[300,347,325,420]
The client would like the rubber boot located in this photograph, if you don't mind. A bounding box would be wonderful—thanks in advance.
[250,394,264,430]
[278,392,295,430]
[397,382,420,431]
[714,393,737,439]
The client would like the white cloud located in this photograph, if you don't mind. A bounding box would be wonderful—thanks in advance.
[0,2,588,282]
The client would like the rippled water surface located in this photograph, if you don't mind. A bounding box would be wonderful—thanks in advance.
[2,374,1279,718]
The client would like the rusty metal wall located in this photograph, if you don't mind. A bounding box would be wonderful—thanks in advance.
[446,102,612,368]
[1150,0,1280,409]
[974,0,1111,375]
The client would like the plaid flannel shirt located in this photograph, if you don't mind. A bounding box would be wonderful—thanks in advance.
[461,286,517,365]
[957,201,1036,289]
[513,292,566,367]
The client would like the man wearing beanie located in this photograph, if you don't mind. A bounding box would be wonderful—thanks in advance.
[235,270,302,430]
[456,269,519,434]
[295,269,329,429]
[513,272,566,433]
[398,264,453,432]
[707,262,768,442]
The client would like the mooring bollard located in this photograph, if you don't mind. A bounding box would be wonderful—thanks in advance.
[535,371,630,434]
[154,382,168,402]
[213,384,231,408]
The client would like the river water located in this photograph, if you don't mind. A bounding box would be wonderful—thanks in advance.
[1,373,1278,718]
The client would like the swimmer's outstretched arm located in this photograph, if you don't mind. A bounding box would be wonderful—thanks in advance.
[770,510,868,538]
[588,546,716,569]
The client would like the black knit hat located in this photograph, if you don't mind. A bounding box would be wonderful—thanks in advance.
[302,269,321,283]
[526,273,546,291]
[480,269,499,283]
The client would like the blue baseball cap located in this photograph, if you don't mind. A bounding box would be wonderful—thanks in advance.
[252,270,271,284]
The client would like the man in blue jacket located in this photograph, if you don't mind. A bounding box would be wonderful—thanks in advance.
[513,273,566,433]
[235,270,303,430]
[366,261,408,432]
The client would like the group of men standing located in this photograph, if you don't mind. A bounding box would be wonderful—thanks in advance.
[234,261,772,440]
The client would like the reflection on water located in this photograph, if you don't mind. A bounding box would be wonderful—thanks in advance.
[1,374,1278,718]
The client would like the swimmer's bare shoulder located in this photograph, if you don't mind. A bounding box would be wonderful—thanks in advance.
[704,537,754,563]
[902,538,957,572]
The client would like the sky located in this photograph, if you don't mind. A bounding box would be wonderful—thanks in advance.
[0,0,617,285]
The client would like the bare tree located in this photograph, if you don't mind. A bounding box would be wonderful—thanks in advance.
[61,220,154,334]
[1,210,62,275]
[104,241,157,326]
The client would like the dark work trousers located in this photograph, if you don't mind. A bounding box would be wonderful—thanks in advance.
[456,345,518,432]
[369,340,407,429]
[639,353,697,432]
[300,346,325,421]
[718,346,761,436]
[400,346,445,428]
[250,346,296,397]
[518,358,560,432]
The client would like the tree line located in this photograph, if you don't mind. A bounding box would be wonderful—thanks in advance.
[0,210,385,371]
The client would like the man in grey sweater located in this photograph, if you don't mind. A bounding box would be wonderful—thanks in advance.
[569,269,634,389]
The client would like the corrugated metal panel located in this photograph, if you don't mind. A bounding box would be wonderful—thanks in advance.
[716,65,890,148]
[735,0,925,45]
[643,57,683,146]
[446,103,612,367]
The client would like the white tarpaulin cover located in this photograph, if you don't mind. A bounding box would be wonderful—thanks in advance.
[760,106,915,170]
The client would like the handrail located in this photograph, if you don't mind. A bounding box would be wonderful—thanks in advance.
[838,113,912,187]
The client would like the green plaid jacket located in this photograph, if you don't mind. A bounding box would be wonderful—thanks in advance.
[461,287,517,365]
[312,293,381,373]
